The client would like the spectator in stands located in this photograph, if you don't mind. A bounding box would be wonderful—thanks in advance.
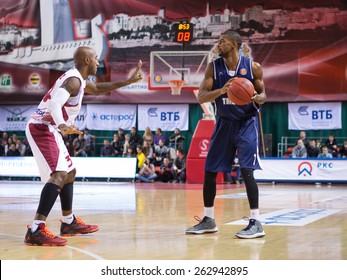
[298,131,309,148]
[100,139,115,157]
[129,127,143,148]
[306,139,320,158]
[22,136,33,156]
[136,145,146,172]
[4,137,12,154]
[16,139,27,156]
[83,129,96,156]
[225,156,241,184]
[316,139,323,150]
[338,140,347,158]
[318,146,333,158]
[291,139,307,158]
[65,139,75,156]
[6,142,20,156]
[111,133,123,157]
[73,134,87,157]
[135,158,157,183]
[1,131,9,147]
[122,133,131,157]
[124,146,135,157]
[142,140,154,162]
[171,148,186,183]
[0,143,4,156]
[117,128,125,146]
[325,134,338,157]
[169,128,186,150]
[142,127,154,146]
[153,128,167,147]
[11,133,19,145]
[158,157,173,183]
[154,139,168,166]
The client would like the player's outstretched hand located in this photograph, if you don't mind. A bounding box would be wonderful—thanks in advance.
[59,124,83,136]
[128,60,143,84]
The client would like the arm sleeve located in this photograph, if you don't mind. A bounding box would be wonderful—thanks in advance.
[48,87,70,127]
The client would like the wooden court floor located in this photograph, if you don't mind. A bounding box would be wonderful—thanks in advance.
[0,180,346,260]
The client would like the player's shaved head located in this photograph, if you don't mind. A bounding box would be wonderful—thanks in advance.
[221,30,242,50]
[73,46,95,67]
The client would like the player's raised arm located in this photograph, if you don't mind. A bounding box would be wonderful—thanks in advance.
[85,60,143,95]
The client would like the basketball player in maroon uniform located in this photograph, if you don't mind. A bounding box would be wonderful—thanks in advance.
[24,46,142,246]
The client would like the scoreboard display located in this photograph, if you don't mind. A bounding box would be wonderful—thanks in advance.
[173,22,194,43]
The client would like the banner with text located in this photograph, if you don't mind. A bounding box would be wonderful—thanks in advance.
[137,104,189,131]
[86,104,136,131]
[74,105,87,131]
[255,158,347,182]
[0,105,36,131]
[288,102,341,130]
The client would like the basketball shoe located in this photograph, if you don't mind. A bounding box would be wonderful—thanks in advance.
[186,216,218,234]
[60,216,99,236]
[235,217,265,239]
[24,223,67,246]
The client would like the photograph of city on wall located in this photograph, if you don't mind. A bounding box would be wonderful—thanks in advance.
[0,0,346,104]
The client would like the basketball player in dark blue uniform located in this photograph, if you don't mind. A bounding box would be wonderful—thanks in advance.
[186,31,266,238]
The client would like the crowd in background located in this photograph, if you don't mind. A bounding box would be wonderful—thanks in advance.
[289,131,347,159]
[3,129,347,183]
[0,127,187,183]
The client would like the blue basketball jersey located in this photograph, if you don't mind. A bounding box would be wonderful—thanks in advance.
[212,56,259,120]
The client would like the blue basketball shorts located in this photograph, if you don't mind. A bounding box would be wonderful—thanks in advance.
[205,116,262,173]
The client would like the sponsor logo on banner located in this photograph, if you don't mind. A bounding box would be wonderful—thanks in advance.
[0,105,35,131]
[288,102,341,130]
[227,209,341,226]
[86,104,137,130]
[0,74,16,92]
[198,139,209,157]
[24,73,46,92]
[138,104,188,131]
[298,161,312,176]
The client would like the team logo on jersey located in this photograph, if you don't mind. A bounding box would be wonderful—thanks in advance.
[239,68,247,75]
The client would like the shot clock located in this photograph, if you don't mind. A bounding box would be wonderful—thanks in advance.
[173,21,194,43]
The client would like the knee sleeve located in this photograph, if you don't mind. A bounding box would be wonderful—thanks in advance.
[203,171,217,207]
[240,168,259,209]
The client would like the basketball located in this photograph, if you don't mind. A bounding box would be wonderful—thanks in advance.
[227,77,255,105]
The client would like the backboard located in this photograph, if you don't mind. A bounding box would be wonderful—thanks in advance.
[149,51,210,91]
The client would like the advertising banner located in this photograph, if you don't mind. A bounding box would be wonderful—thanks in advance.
[0,105,36,131]
[255,158,347,182]
[0,0,346,104]
[137,104,189,131]
[288,102,341,130]
[86,104,136,130]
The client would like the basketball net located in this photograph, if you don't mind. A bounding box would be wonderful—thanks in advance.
[168,80,184,95]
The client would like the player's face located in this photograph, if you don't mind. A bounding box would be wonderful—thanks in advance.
[217,35,235,57]
[87,50,99,75]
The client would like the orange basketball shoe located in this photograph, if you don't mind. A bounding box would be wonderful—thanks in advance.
[60,216,99,236]
[24,223,67,246]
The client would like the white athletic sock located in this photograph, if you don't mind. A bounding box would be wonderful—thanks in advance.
[204,207,215,219]
[250,209,260,220]
[31,220,45,233]
[61,213,74,224]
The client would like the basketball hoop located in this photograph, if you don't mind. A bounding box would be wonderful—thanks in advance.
[168,80,184,95]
